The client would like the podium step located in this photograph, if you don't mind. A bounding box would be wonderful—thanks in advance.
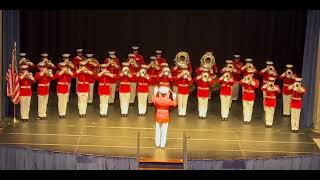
[138,157,184,170]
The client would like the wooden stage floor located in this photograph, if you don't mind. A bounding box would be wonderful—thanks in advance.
[1,92,320,162]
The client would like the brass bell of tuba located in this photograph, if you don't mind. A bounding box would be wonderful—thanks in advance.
[200,53,215,68]
[175,51,189,68]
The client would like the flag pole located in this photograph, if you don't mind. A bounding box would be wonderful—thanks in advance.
[12,42,18,125]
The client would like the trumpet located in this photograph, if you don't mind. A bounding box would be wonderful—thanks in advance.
[122,68,130,76]
[162,68,171,76]
[223,73,231,81]
[202,73,209,81]
[267,66,274,72]
[27,72,33,79]
[244,76,252,83]
[247,63,253,70]
[286,69,293,77]
[139,69,147,77]
[129,58,138,67]
[182,71,190,79]
[267,83,275,90]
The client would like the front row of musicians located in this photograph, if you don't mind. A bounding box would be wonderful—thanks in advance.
[17,49,306,133]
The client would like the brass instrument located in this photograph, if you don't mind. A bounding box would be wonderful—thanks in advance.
[129,58,138,67]
[267,83,275,91]
[267,66,275,72]
[162,67,171,76]
[286,69,293,78]
[244,75,252,84]
[175,51,189,68]
[139,69,147,77]
[122,67,130,76]
[27,72,33,79]
[200,53,215,68]
[202,72,209,81]
[182,71,190,79]
[223,72,231,81]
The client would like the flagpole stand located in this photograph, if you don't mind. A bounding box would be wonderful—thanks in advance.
[12,104,19,125]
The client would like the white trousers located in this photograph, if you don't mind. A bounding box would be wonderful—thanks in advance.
[173,85,178,103]
[220,95,232,118]
[178,94,189,116]
[265,106,275,126]
[38,95,49,118]
[138,93,148,114]
[67,84,71,103]
[198,97,208,117]
[20,96,31,119]
[155,122,169,148]
[78,92,88,115]
[263,91,266,111]
[99,95,110,115]
[120,93,130,114]
[87,83,94,103]
[129,82,137,103]
[243,100,254,122]
[283,94,292,115]
[57,93,68,116]
[109,83,117,103]
[291,108,301,130]
[148,85,157,103]
[232,81,240,100]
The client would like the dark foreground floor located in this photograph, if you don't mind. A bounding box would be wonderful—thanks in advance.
[0,92,319,162]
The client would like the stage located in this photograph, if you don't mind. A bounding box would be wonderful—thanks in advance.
[0,91,320,169]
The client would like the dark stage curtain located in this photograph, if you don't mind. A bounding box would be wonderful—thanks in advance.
[301,10,320,128]
[20,10,307,75]
[2,10,20,118]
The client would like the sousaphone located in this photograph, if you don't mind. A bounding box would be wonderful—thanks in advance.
[200,53,215,68]
[175,51,189,68]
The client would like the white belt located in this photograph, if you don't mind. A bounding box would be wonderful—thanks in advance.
[58,82,69,85]
[292,97,302,100]
[283,84,290,86]
[138,83,148,86]
[265,96,276,99]
[157,109,168,112]
[150,75,158,77]
[263,80,268,83]
[243,89,254,93]
[198,87,209,90]
[159,82,169,85]
[99,83,110,86]
[38,83,50,87]
[178,84,189,87]
[222,85,231,87]
[78,82,89,85]
[120,82,130,85]
[20,86,31,88]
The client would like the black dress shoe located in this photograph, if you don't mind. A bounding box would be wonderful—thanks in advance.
[59,116,63,119]
[266,125,272,128]
[64,115,67,119]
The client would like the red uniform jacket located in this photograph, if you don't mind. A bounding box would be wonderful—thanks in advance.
[104,57,121,67]
[118,74,136,93]
[290,87,306,109]
[76,71,91,93]
[239,79,259,101]
[233,61,244,81]
[279,73,296,95]
[95,75,113,95]
[86,62,98,83]
[156,57,166,65]
[152,95,176,123]
[194,76,215,98]
[72,56,83,68]
[158,75,173,87]
[134,53,145,65]
[137,76,151,93]
[261,85,281,107]
[220,67,241,79]
[55,71,74,94]
[218,78,235,96]
[35,72,54,95]
[260,69,278,85]
[174,77,193,95]
[195,67,215,77]
[19,73,36,96]
[147,67,160,85]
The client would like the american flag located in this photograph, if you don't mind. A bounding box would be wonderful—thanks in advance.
[6,42,20,104]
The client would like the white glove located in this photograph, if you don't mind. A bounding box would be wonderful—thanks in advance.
[172,93,177,100]
[154,87,159,95]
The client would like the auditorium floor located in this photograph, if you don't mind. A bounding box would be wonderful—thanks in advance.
[1,92,320,161]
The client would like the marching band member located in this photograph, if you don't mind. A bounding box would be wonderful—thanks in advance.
[19,65,36,122]
[194,72,215,119]
[105,53,121,104]
[35,62,55,120]
[279,64,297,116]
[239,74,259,124]
[220,60,241,107]
[155,50,167,65]
[241,58,257,77]
[175,70,193,117]
[146,56,161,104]
[218,72,235,120]
[19,53,35,70]
[127,53,140,104]
[76,61,93,118]
[40,53,56,70]
[261,77,281,128]
[152,86,177,148]
[55,62,74,119]
[95,64,114,118]
[85,54,99,104]
[72,49,84,69]
[58,54,75,103]
[172,52,192,95]
[131,46,145,65]
[158,65,173,98]
[288,78,306,133]
[137,65,151,116]
[260,61,278,100]
[118,63,136,117]
[232,55,244,101]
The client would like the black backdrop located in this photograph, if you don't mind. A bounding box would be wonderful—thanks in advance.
[20,10,307,75]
